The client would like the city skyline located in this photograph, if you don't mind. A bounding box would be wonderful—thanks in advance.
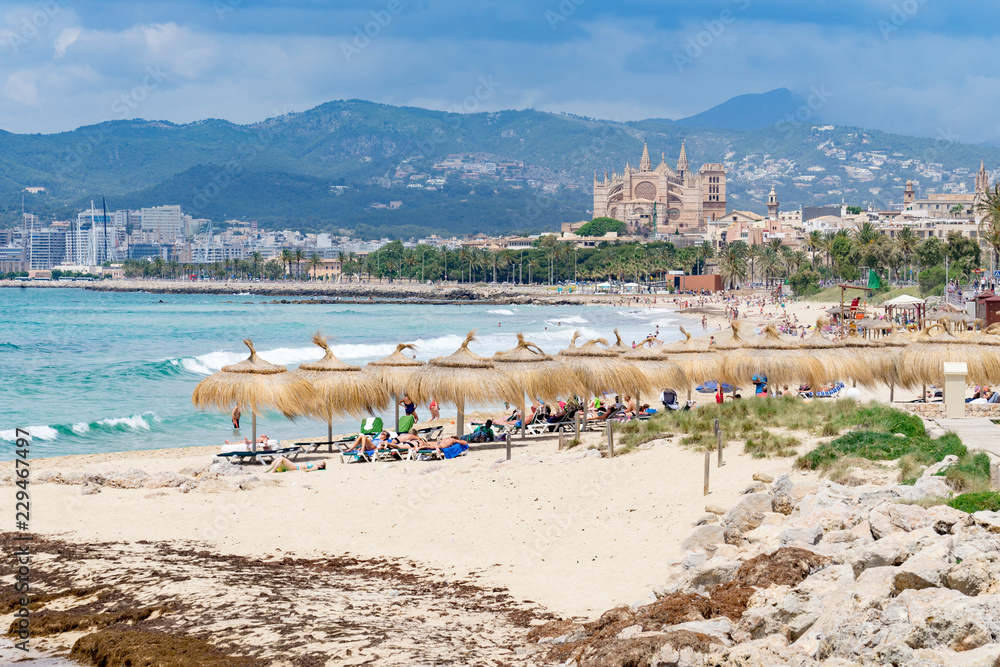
[2,1,999,144]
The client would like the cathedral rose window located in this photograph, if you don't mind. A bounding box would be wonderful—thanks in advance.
[634,181,657,200]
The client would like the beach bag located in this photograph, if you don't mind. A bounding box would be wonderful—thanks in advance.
[441,443,469,459]
[469,425,494,443]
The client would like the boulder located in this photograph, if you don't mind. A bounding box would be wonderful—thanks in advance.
[771,473,794,497]
[106,468,150,489]
[60,471,85,485]
[742,481,767,495]
[780,525,823,547]
[895,588,1000,652]
[909,475,954,501]
[725,493,773,532]
[705,505,727,516]
[80,482,100,496]
[945,554,998,596]
[869,503,934,540]
[789,483,819,502]
[752,473,775,484]
[209,461,249,477]
[143,472,189,489]
[687,559,742,593]
[681,525,725,553]
[661,618,734,647]
[891,539,954,593]
[925,505,968,534]
[83,473,106,486]
[694,513,719,526]
[35,470,61,484]
[922,455,959,477]
[971,511,1000,533]
[771,494,794,516]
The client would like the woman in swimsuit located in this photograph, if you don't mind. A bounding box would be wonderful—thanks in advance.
[265,456,326,473]
[400,394,418,422]
[428,399,440,420]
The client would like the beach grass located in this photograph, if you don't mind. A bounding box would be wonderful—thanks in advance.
[948,491,1000,514]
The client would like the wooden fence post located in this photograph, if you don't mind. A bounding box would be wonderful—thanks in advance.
[704,450,711,496]
[717,431,724,467]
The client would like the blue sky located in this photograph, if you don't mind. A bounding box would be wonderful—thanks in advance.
[1,0,999,143]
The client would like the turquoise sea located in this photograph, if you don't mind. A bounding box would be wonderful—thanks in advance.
[1,287,688,460]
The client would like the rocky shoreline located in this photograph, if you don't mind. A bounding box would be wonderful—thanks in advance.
[0,279,587,306]
[530,455,1000,666]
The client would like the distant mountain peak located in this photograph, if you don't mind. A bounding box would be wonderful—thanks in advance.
[670,88,808,132]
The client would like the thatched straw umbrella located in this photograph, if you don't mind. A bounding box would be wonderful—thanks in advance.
[622,337,688,405]
[660,327,720,399]
[609,329,633,355]
[898,320,1000,392]
[414,332,520,437]
[798,318,845,384]
[294,332,391,446]
[720,325,825,394]
[493,333,576,455]
[836,333,887,389]
[879,327,913,402]
[192,339,318,453]
[558,333,646,429]
[364,343,426,430]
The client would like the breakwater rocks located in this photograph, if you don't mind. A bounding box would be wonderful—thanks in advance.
[0,279,577,305]
[532,465,1000,666]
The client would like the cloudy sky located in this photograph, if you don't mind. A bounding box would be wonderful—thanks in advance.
[2,0,999,143]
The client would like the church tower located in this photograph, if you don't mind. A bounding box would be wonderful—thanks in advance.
[767,186,780,220]
[974,161,991,223]
[677,142,689,181]
[903,181,916,208]
[639,142,652,172]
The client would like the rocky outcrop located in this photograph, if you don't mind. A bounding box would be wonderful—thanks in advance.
[536,470,1000,667]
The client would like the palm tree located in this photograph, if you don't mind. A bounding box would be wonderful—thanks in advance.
[895,227,917,283]
[853,221,880,247]
[789,250,807,275]
[280,249,293,279]
[293,248,305,280]
[309,253,322,281]
[807,230,823,270]
[976,183,1000,273]
[250,252,263,278]
[758,247,780,287]
[718,242,749,289]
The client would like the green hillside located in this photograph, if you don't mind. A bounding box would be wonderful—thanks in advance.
[2,99,998,236]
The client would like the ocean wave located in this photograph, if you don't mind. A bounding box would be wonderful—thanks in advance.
[546,315,588,325]
[487,309,514,316]
[1,413,158,443]
[0,342,21,350]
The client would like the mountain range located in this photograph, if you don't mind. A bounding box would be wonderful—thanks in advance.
[2,89,998,238]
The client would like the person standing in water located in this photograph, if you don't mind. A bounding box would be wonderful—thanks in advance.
[231,405,241,429]
[400,394,418,422]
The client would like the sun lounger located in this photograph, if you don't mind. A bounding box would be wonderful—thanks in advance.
[216,446,303,465]
[292,435,357,454]
[585,407,623,431]
[396,414,416,433]
[416,425,443,440]
[360,417,383,435]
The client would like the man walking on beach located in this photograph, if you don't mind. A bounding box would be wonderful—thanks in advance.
[232,405,241,429]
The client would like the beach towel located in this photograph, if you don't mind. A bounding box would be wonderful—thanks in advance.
[441,443,469,459]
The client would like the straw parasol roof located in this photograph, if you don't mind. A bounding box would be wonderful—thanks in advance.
[294,332,391,420]
[836,332,888,388]
[720,324,825,389]
[799,318,845,382]
[191,339,319,451]
[660,327,719,386]
[898,320,1000,388]
[414,332,521,436]
[622,337,688,394]
[609,329,633,355]
[364,343,425,398]
[492,333,576,402]
[558,332,647,397]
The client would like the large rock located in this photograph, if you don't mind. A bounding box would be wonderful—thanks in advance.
[105,468,150,489]
[891,538,954,593]
[896,588,1000,652]
[724,493,773,533]
[682,525,726,553]
[780,525,823,547]
[687,559,742,593]
[869,503,935,540]
[945,554,999,596]
[143,472,189,489]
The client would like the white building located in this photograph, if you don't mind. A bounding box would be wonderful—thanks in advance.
[140,205,185,243]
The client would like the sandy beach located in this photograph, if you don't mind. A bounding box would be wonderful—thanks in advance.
[1,288,889,665]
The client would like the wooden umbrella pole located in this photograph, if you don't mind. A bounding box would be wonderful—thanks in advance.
[251,411,257,454]
[395,398,400,432]
[456,398,464,438]
[519,397,526,442]
[328,421,333,446]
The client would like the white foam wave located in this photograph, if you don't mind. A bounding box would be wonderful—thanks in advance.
[488,309,514,316]
[71,422,90,435]
[98,414,151,431]
[546,315,588,325]
[0,425,59,441]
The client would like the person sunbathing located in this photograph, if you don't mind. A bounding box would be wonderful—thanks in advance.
[224,435,273,449]
[346,431,391,453]
[264,456,326,473]
[421,435,468,454]
[394,429,427,449]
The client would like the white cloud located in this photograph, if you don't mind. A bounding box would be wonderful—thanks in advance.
[3,70,39,105]
[53,26,80,57]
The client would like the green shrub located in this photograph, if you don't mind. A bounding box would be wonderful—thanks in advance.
[939,452,993,493]
[798,431,966,471]
[835,405,925,437]
[947,492,1000,514]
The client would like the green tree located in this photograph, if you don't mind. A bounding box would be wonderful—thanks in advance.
[576,217,627,237]
[788,269,821,296]
[718,242,749,289]
[309,253,322,281]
